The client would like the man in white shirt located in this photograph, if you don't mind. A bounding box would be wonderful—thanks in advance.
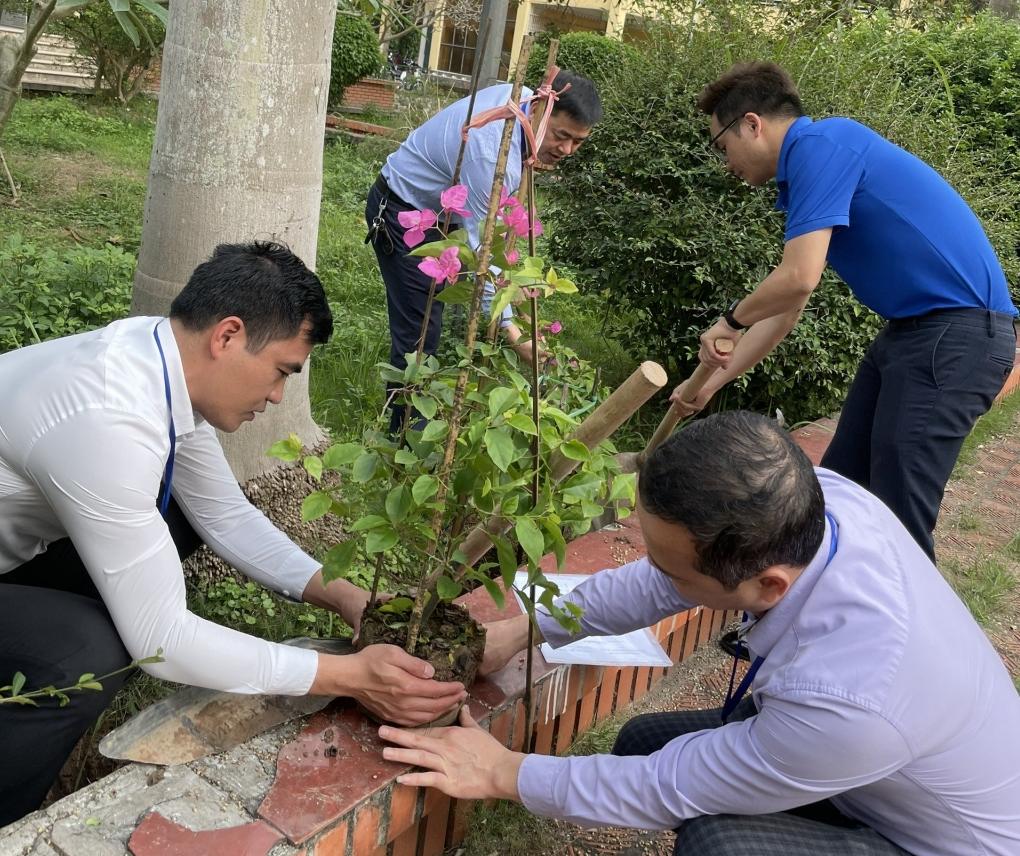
[380,412,1020,856]
[0,242,466,826]
[366,70,601,432]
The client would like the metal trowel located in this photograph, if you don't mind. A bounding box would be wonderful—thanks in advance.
[99,637,352,765]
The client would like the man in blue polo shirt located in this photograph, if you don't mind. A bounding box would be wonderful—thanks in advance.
[366,71,602,433]
[671,61,1017,561]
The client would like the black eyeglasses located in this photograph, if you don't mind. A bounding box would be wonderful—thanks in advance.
[708,115,742,159]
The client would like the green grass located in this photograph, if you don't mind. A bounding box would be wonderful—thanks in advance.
[953,386,1020,477]
[941,554,1018,627]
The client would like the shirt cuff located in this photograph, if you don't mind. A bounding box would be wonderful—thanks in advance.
[518,753,568,817]
[273,551,322,602]
[269,644,319,695]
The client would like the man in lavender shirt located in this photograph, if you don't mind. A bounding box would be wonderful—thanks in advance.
[380,411,1020,856]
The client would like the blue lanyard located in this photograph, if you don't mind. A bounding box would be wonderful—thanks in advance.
[153,325,176,520]
[721,512,838,722]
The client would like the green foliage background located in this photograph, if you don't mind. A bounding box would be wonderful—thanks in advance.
[525,30,646,88]
[329,13,385,108]
[542,4,1020,423]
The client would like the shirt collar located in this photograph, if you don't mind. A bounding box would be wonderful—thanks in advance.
[155,318,197,439]
[746,508,837,659]
[775,115,813,212]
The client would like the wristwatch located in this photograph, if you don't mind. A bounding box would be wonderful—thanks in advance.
[723,299,747,331]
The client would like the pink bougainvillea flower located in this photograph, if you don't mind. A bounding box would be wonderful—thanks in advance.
[502,205,530,237]
[440,185,471,217]
[505,248,520,266]
[418,246,462,285]
[532,217,544,237]
[397,208,437,248]
[549,358,559,367]
[543,320,563,335]
[499,187,521,210]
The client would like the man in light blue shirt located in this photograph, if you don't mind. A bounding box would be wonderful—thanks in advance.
[365,71,601,432]
[379,412,1020,856]
[670,62,1017,563]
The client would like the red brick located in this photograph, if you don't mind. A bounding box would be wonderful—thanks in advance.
[575,685,598,737]
[488,708,512,748]
[447,798,475,847]
[509,699,528,751]
[678,611,701,662]
[616,667,637,705]
[127,813,284,856]
[596,668,620,721]
[352,801,383,855]
[697,609,714,648]
[390,822,419,856]
[631,667,650,703]
[312,821,348,856]
[387,785,420,842]
[420,794,452,856]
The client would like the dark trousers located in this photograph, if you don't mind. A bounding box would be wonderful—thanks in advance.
[366,178,447,434]
[0,498,201,826]
[612,698,912,855]
[820,308,1016,560]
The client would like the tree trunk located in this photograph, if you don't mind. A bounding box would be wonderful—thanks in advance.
[130,0,336,482]
[0,1,56,141]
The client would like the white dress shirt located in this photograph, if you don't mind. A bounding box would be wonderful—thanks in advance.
[0,317,320,695]
[527,470,1020,856]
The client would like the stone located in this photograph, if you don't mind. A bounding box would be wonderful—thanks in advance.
[127,812,282,856]
[0,812,51,856]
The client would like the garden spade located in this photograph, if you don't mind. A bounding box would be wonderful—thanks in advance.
[99,637,352,765]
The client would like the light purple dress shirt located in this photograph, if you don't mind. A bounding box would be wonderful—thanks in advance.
[527,469,1020,856]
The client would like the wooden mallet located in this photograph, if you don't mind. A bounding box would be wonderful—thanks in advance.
[633,338,735,469]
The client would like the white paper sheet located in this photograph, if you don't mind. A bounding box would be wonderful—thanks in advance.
[513,572,674,668]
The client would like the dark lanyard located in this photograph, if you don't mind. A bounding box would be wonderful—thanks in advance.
[721,512,838,722]
[153,325,176,520]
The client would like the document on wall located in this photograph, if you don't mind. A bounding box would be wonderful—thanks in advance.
[513,572,673,668]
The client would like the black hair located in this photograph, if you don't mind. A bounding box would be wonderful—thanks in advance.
[550,69,603,127]
[697,61,806,127]
[170,241,333,353]
[639,411,825,589]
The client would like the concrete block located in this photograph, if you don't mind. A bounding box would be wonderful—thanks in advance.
[0,812,51,856]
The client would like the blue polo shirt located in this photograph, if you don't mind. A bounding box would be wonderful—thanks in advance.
[775,117,1017,319]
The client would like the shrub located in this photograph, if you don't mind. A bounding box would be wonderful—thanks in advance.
[541,5,1020,423]
[51,4,165,104]
[526,30,645,88]
[330,13,385,108]
[0,235,134,352]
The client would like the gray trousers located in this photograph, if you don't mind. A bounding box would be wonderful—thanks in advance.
[612,698,913,856]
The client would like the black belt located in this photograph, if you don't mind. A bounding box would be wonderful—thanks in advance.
[887,307,1017,334]
[374,173,390,195]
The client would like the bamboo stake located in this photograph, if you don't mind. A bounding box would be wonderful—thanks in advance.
[404,36,537,654]
[455,360,668,571]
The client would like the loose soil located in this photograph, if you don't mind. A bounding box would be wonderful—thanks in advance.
[358,598,487,688]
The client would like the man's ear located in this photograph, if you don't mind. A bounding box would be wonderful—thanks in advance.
[755,566,793,608]
[208,316,246,359]
[745,112,764,138]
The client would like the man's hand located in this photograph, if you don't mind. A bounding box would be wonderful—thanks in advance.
[668,379,716,419]
[699,320,742,369]
[311,645,467,726]
[479,613,532,676]
[380,706,525,801]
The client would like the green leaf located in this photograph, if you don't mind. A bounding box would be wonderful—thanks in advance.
[436,576,463,601]
[114,9,141,47]
[323,443,364,469]
[558,439,591,462]
[303,456,323,481]
[84,817,101,827]
[350,514,388,531]
[378,596,414,615]
[421,420,449,442]
[11,672,25,697]
[411,394,438,420]
[515,517,545,568]
[366,526,400,554]
[484,427,516,472]
[489,282,519,320]
[608,472,637,503]
[301,491,333,522]
[80,682,104,692]
[77,673,95,684]
[352,452,378,483]
[434,280,474,304]
[385,485,412,524]
[542,519,567,572]
[488,386,519,420]
[394,448,419,466]
[267,432,303,461]
[479,575,506,611]
[132,0,169,23]
[412,474,440,504]
[452,467,477,495]
[507,413,538,435]
[321,540,359,584]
